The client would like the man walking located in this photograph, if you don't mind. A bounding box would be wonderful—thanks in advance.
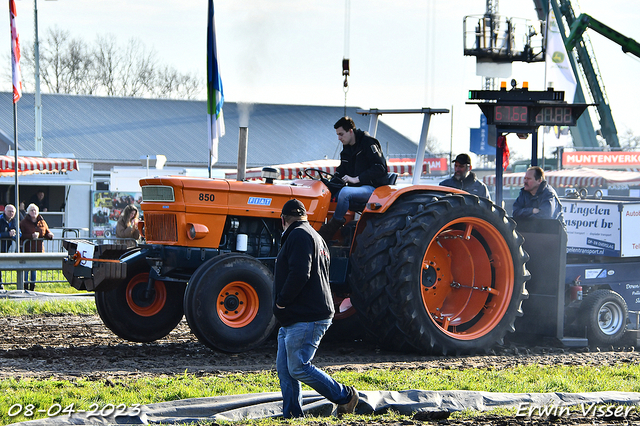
[440,153,491,200]
[0,204,19,289]
[274,198,359,418]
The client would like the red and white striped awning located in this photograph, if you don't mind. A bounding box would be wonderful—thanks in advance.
[0,155,79,177]
[225,159,429,181]
[483,167,640,188]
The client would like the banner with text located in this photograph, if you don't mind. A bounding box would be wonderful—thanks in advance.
[563,151,640,169]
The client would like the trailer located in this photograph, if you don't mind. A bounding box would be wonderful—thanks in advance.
[562,196,640,345]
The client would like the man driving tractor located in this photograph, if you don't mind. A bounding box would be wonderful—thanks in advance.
[318,117,388,241]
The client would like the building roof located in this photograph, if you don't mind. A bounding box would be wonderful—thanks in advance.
[0,92,420,169]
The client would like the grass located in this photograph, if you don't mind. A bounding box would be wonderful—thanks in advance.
[0,270,88,295]
[2,365,640,424]
[0,273,95,316]
[0,299,96,316]
[2,278,639,424]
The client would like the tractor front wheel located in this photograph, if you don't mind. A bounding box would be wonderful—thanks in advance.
[95,271,186,342]
[183,254,276,353]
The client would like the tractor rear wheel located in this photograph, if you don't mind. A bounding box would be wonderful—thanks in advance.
[581,289,628,347]
[183,254,276,353]
[350,194,529,354]
[95,269,186,342]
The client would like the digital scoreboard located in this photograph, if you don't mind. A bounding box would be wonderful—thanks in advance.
[492,105,582,126]
[468,86,590,131]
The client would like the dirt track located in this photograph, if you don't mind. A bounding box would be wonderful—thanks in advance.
[2,314,639,424]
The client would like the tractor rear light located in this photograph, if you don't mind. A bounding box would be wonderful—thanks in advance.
[366,202,382,210]
[187,223,209,240]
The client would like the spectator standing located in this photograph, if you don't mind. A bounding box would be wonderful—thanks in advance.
[440,153,491,200]
[29,190,48,212]
[512,166,564,221]
[115,205,141,247]
[18,201,27,220]
[0,204,19,290]
[20,204,54,291]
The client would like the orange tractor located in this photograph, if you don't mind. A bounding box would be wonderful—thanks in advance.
[63,166,529,354]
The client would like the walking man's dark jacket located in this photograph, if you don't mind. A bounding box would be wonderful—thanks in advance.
[333,129,388,187]
[273,220,333,327]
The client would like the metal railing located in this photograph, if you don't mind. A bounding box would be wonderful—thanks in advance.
[0,237,137,291]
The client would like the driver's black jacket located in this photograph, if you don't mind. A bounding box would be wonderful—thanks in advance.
[333,129,388,187]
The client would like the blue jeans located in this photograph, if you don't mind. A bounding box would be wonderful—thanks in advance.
[333,185,375,220]
[277,319,351,418]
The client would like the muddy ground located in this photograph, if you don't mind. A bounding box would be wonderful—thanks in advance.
[2,314,639,425]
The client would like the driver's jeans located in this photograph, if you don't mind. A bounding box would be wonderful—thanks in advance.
[333,185,375,221]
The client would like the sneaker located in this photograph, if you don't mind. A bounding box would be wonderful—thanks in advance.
[337,386,358,415]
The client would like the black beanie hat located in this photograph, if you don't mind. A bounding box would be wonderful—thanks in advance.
[281,199,306,217]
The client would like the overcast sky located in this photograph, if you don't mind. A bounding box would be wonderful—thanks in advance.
[6,0,640,160]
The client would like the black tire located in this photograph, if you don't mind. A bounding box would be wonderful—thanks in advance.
[348,192,445,350]
[95,262,186,342]
[581,289,628,347]
[183,254,277,353]
[350,193,530,355]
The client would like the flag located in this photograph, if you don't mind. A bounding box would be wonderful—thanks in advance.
[207,0,224,166]
[497,135,510,171]
[9,0,22,103]
[545,3,576,103]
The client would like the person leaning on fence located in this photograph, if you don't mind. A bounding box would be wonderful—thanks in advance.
[512,166,564,222]
[19,203,54,291]
[0,204,20,290]
[116,204,141,246]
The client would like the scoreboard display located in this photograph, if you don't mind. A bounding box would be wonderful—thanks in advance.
[493,105,581,126]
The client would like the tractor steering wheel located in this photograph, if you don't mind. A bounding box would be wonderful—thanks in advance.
[304,168,345,194]
[304,168,335,182]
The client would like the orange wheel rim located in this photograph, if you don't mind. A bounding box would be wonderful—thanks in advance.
[420,217,514,340]
[126,273,167,317]
[217,281,259,328]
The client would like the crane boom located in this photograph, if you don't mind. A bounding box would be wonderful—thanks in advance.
[566,13,640,59]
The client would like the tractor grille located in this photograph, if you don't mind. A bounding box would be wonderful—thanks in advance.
[145,213,178,242]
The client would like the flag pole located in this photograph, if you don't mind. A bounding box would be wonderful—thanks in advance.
[10,0,22,253]
[13,102,19,253]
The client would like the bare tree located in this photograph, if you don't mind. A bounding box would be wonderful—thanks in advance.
[620,128,640,150]
[115,37,157,97]
[16,28,201,100]
[21,27,95,95]
[153,66,201,99]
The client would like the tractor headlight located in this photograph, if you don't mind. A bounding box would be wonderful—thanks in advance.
[187,223,209,240]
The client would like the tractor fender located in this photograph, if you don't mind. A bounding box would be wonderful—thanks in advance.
[352,185,468,250]
[364,184,467,214]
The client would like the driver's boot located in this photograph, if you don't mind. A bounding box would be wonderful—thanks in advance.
[318,217,345,242]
